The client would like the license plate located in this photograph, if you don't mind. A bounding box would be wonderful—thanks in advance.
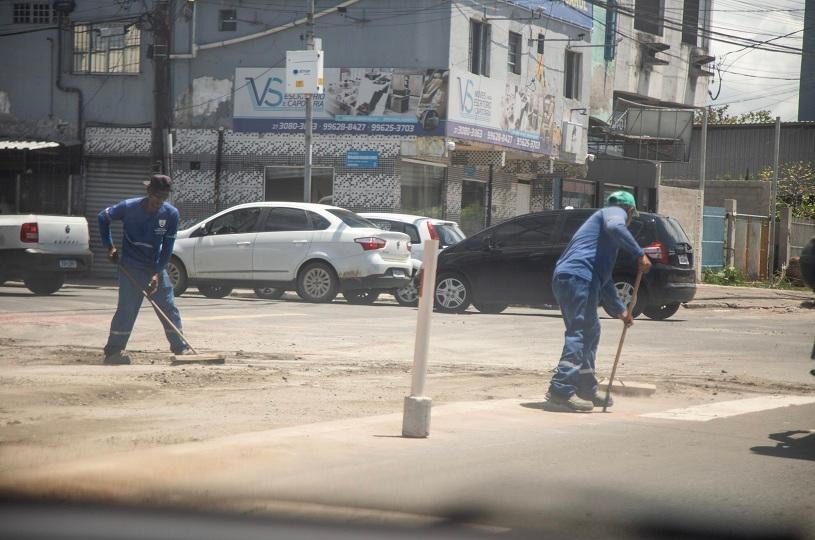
[392,269,406,278]
[59,259,77,269]
[678,254,689,265]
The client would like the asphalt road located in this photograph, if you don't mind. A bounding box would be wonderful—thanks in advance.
[0,280,812,387]
[1,280,814,533]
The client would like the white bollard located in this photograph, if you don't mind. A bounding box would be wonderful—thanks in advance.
[402,238,439,438]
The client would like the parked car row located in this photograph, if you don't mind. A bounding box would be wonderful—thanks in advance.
[0,203,697,322]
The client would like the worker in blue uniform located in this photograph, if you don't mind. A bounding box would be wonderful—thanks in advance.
[98,175,187,365]
[546,191,652,412]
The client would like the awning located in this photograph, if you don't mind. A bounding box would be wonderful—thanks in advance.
[0,140,61,151]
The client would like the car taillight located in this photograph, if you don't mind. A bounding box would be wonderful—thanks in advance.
[643,241,669,264]
[355,237,386,251]
[20,222,39,243]
[426,221,439,240]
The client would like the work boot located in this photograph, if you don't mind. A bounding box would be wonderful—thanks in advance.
[103,351,131,365]
[581,393,614,408]
[545,392,594,412]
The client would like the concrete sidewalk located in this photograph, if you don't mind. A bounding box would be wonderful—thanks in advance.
[686,284,813,310]
[1,394,680,514]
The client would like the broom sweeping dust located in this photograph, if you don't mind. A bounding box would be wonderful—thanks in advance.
[601,270,643,413]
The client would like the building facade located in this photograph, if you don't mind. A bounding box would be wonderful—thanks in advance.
[574,0,714,211]
[0,0,594,273]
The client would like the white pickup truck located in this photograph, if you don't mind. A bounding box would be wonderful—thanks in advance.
[0,215,93,295]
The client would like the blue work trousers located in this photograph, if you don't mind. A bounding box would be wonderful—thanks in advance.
[104,266,186,356]
[548,274,601,399]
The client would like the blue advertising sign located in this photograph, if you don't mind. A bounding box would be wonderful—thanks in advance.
[509,0,593,30]
[346,150,379,169]
[234,68,449,136]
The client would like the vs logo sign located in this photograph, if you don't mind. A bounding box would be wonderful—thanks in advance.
[457,77,475,114]
[245,76,285,108]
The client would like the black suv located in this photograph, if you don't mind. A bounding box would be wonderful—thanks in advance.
[433,209,696,320]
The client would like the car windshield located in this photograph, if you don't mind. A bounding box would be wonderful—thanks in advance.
[435,223,465,247]
[327,209,376,228]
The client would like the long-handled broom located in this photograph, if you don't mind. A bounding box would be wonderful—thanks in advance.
[118,264,225,365]
[601,270,643,413]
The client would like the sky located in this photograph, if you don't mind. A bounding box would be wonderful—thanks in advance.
[707,0,806,120]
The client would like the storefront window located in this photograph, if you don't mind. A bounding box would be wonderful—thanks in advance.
[400,161,445,218]
[460,179,486,235]
[562,179,595,209]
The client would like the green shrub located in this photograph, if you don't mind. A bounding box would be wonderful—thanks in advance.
[703,266,745,285]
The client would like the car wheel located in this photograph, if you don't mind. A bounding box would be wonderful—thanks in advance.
[166,257,188,297]
[297,262,338,303]
[254,287,285,300]
[393,282,419,307]
[24,272,65,295]
[602,278,644,319]
[472,301,508,314]
[434,273,471,313]
[643,302,681,320]
[198,284,233,299]
[343,289,380,305]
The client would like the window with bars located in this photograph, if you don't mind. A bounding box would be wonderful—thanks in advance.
[469,19,491,77]
[508,31,522,75]
[73,22,141,74]
[13,2,54,24]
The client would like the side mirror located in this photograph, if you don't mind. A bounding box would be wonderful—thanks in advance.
[481,237,495,251]
[192,224,207,238]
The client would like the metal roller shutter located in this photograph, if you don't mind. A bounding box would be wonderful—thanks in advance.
[85,158,152,277]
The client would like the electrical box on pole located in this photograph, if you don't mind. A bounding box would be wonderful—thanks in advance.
[285,50,324,95]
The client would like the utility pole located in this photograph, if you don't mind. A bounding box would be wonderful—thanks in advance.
[768,116,781,282]
[152,0,172,174]
[697,108,708,280]
[303,0,315,203]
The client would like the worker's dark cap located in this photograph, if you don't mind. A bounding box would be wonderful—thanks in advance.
[143,174,172,193]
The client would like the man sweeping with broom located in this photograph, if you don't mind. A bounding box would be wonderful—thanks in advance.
[99,174,189,365]
[545,192,652,412]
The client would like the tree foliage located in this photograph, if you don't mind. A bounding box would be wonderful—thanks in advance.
[695,105,775,125]
[759,161,815,220]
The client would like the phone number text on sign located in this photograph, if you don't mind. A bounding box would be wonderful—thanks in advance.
[370,124,416,133]
[452,125,484,138]
[322,122,369,132]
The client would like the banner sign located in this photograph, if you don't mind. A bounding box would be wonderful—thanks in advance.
[234,68,448,136]
[447,68,559,155]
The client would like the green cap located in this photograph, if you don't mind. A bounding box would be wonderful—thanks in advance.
[606,191,638,215]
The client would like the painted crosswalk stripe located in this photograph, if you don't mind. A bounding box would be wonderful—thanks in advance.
[642,395,815,422]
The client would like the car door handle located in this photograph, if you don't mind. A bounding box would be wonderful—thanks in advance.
[236,241,252,246]
[292,240,309,244]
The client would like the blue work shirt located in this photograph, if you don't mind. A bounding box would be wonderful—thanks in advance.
[98,197,179,273]
[554,207,645,316]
